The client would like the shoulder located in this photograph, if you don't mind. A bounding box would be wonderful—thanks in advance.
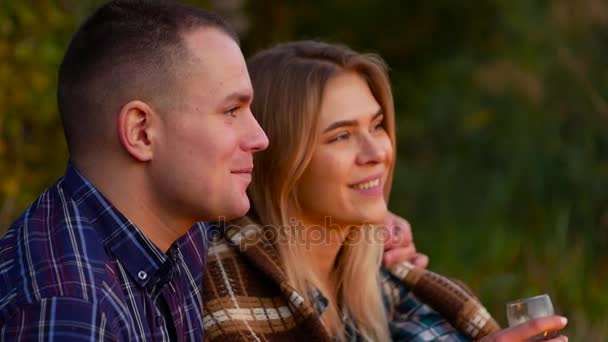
[380,265,440,317]
[205,221,283,277]
[379,266,421,316]
[380,266,406,311]
[204,221,289,304]
[203,224,322,341]
[204,231,256,290]
[0,181,118,320]
[379,266,473,341]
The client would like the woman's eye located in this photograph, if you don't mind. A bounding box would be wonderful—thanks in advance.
[327,132,350,143]
[372,117,385,131]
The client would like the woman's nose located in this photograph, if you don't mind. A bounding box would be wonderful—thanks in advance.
[356,134,388,165]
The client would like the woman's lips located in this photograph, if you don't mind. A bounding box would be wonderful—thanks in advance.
[349,175,384,196]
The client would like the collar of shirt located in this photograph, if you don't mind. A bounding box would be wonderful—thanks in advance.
[62,164,173,291]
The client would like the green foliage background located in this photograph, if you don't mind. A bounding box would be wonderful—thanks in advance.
[1,0,606,339]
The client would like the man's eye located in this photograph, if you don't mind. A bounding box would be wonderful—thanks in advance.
[224,107,239,117]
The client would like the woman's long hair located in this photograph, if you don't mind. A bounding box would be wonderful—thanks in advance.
[246,40,396,341]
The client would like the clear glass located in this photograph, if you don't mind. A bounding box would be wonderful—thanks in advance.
[506,294,557,341]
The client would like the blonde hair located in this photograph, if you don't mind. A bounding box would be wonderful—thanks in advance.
[246,41,396,341]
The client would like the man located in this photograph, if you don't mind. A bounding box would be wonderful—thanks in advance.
[0,1,267,340]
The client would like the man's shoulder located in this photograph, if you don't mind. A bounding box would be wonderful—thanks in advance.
[0,181,115,313]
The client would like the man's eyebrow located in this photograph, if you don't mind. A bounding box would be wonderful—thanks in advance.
[322,109,383,133]
[222,91,252,104]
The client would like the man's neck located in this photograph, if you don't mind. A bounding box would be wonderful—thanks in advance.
[78,162,188,253]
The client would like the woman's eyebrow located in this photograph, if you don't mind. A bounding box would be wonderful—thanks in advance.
[322,109,383,133]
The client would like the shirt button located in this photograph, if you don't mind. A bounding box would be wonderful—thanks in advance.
[138,271,147,280]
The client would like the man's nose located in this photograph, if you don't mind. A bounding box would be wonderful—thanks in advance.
[242,110,269,152]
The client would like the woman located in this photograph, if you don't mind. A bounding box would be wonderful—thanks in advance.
[202,41,567,341]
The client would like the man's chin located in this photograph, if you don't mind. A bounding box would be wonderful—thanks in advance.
[225,198,251,221]
[197,199,250,223]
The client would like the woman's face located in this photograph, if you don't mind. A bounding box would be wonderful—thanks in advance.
[296,71,393,227]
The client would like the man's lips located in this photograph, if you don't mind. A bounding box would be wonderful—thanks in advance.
[231,167,253,174]
[231,167,253,185]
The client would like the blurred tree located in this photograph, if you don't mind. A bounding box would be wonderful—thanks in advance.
[1,0,73,226]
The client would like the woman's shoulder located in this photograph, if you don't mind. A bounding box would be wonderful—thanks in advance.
[206,219,280,259]
[203,222,331,341]
[379,266,410,308]
[379,263,501,341]
[205,221,283,284]
[379,265,474,341]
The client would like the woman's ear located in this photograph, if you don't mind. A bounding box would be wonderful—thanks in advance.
[117,100,156,162]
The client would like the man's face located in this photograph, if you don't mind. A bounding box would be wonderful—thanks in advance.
[150,28,268,223]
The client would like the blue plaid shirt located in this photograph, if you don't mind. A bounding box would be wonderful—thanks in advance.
[313,268,472,341]
[0,164,207,341]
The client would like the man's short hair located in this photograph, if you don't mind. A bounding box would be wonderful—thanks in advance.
[57,0,238,157]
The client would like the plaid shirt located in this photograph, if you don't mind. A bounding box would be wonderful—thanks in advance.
[0,164,207,341]
[312,269,472,342]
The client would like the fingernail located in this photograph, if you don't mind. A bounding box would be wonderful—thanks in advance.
[560,317,568,325]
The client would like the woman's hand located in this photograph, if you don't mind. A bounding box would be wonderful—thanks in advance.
[382,211,429,268]
[479,316,568,342]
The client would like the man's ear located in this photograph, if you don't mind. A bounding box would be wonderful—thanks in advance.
[117,100,157,162]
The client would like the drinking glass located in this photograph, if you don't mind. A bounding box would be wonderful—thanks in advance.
[506,294,557,341]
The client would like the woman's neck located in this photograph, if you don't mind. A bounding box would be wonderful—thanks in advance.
[299,218,351,288]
